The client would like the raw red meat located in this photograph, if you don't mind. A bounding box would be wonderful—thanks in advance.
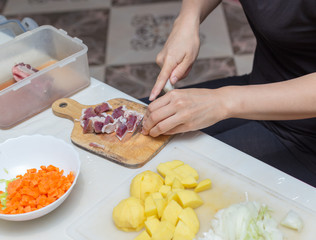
[80,102,143,141]
[93,121,104,133]
[12,63,38,82]
[81,108,97,120]
[112,106,126,119]
[89,142,105,149]
[94,102,112,115]
[126,114,138,132]
[104,115,114,124]
[83,119,93,133]
[116,121,128,141]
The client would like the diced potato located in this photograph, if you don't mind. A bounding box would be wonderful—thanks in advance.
[150,192,166,218]
[173,164,199,180]
[144,195,157,218]
[134,230,151,240]
[151,220,175,240]
[173,220,195,240]
[157,160,184,177]
[177,190,204,209]
[166,191,180,204]
[145,216,160,237]
[151,192,163,200]
[166,160,184,169]
[194,179,212,193]
[141,172,164,201]
[112,197,145,232]
[164,173,179,186]
[172,177,184,190]
[157,165,173,178]
[130,170,164,201]
[161,200,183,226]
[178,207,200,234]
[159,185,171,197]
[154,198,167,219]
[181,175,198,188]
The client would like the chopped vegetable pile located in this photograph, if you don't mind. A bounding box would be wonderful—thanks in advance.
[0,165,74,215]
[197,201,283,240]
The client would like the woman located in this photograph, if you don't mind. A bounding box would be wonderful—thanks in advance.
[141,0,316,187]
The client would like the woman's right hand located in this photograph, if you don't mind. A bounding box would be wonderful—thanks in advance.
[149,15,201,101]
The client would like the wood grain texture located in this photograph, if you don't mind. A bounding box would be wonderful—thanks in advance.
[52,98,172,168]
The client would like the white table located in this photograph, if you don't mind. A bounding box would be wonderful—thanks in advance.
[0,78,315,239]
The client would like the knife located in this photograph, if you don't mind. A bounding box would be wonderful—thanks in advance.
[132,79,174,137]
[132,117,144,137]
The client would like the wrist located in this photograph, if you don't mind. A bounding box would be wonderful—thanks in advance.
[216,86,239,120]
[174,11,200,30]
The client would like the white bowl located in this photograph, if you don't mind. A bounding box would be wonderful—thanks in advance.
[0,135,80,221]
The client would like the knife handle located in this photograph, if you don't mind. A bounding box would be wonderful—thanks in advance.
[163,79,174,93]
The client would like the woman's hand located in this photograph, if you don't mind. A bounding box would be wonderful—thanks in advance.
[149,16,201,101]
[143,88,229,137]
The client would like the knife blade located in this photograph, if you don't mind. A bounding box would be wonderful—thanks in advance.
[132,117,143,137]
[132,79,174,137]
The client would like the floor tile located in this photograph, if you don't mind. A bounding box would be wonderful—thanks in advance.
[112,0,180,7]
[177,57,236,88]
[7,9,109,66]
[106,62,160,98]
[105,56,236,99]
[1,0,254,100]
[234,54,253,75]
[106,2,232,66]
[222,0,256,55]
[3,0,110,15]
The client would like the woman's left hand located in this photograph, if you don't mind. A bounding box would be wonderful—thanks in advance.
[141,88,228,137]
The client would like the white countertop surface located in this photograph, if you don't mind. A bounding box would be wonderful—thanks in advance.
[0,78,315,239]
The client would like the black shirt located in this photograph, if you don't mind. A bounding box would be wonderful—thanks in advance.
[239,0,316,156]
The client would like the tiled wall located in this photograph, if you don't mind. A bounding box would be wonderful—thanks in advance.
[0,0,255,99]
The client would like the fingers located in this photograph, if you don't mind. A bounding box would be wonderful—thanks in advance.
[170,57,193,85]
[142,97,178,136]
[149,56,178,101]
[146,114,184,137]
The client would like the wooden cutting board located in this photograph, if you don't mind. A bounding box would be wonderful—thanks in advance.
[52,98,172,168]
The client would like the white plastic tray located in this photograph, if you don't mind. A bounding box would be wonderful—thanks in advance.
[67,146,316,240]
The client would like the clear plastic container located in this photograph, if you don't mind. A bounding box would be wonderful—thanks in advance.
[0,25,90,129]
[0,19,26,45]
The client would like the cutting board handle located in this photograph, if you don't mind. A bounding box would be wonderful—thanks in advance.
[52,98,86,121]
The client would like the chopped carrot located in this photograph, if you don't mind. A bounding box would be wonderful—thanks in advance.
[0,165,74,214]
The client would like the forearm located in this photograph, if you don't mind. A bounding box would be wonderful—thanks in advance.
[221,73,316,120]
[177,0,222,24]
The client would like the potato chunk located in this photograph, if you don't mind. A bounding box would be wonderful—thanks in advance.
[157,160,184,177]
[178,207,200,234]
[181,175,198,188]
[150,192,167,218]
[173,220,195,240]
[172,177,184,190]
[194,179,212,193]
[177,190,204,209]
[130,170,164,201]
[161,200,183,226]
[151,220,175,240]
[145,216,160,237]
[159,185,171,197]
[173,164,199,181]
[144,195,157,218]
[134,230,151,240]
[112,197,145,232]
